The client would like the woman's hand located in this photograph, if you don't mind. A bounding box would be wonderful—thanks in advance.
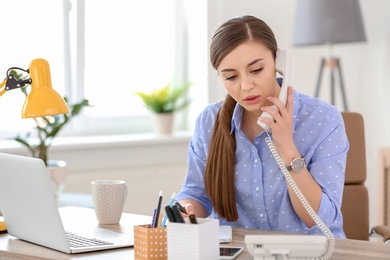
[178,199,207,218]
[258,86,296,158]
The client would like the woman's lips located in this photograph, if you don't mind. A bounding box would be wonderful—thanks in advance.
[244,95,260,104]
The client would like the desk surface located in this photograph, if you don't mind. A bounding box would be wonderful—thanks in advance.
[0,207,389,260]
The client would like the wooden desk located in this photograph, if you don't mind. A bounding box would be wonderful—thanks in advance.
[0,207,389,259]
[0,207,152,260]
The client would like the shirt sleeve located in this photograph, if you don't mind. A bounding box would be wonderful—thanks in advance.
[301,110,349,230]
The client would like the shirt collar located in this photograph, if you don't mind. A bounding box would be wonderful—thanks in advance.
[230,103,243,134]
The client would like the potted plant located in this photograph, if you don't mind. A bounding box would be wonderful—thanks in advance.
[12,97,90,165]
[134,82,190,134]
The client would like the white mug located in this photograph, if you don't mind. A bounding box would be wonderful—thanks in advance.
[91,180,128,224]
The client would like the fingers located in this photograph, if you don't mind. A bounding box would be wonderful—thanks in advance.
[185,204,195,215]
[178,199,207,218]
[184,204,198,224]
[261,86,293,113]
[268,86,293,110]
[180,203,196,216]
[179,203,197,224]
[258,86,294,130]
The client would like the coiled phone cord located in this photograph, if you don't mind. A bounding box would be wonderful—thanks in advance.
[265,134,335,260]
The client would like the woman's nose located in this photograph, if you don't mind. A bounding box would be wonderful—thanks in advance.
[241,75,254,91]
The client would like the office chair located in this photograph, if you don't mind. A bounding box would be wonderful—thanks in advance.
[341,112,390,242]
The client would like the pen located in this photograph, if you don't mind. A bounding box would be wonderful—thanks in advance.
[150,208,157,228]
[161,192,176,227]
[153,190,163,228]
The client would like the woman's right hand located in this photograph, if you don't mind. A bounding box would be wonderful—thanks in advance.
[179,199,207,218]
[185,204,195,215]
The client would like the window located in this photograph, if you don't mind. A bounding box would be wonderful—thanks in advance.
[0,0,65,139]
[1,0,202,139]
[75,0,179,135]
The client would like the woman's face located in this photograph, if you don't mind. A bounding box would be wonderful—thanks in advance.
[217,41,280,117]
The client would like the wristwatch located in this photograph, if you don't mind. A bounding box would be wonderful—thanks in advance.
[285,157,306,173]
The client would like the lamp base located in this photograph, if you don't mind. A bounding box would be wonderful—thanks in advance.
[315,57,349,111]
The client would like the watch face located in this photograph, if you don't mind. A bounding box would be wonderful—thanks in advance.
[291,158,305,172]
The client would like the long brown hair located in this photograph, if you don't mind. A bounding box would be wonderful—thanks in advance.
[204,15,278,221]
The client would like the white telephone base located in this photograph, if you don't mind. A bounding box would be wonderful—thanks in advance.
[245,235,327,260]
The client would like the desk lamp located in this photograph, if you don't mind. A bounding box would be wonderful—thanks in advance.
[0,58,69,118]
[0,58,69,233]
[293,0,366,111]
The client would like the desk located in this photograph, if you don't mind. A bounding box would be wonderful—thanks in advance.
[0,207,389,259]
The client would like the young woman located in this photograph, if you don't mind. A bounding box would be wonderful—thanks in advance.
[176,15,348,238]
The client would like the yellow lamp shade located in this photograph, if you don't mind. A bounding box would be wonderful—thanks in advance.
[21,59,69,118]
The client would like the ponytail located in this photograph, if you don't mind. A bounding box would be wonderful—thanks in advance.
[204,94,238,221]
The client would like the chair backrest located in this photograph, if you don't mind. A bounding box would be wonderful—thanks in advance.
[341,112,369,240]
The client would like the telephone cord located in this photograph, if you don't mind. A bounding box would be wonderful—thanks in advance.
[265,134,335,260]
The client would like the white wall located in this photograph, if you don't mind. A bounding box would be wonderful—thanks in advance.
[58,134,192,215]
[206,0,390,228]
[0,134,191,216]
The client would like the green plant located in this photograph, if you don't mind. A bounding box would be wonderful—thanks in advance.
[12,98,90,165]
[134,83,191,114]
[10,70,90,165]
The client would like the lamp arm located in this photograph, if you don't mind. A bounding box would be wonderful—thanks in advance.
[0,77,6,97]
[0,69,32,98]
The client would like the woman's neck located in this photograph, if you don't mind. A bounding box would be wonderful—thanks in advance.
[241,109,263,143]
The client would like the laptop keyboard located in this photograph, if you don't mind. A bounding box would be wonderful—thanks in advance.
[66,231,113,248]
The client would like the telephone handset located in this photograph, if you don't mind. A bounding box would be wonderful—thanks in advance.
[257,50,294,132]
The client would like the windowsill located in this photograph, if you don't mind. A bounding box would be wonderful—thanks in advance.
[0,131,193,154]
[0,131,193,171]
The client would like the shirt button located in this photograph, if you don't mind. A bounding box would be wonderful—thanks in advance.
[260,213,264,218]
[255,187,260,191]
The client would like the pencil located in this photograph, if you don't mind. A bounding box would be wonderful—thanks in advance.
[153,190,163,228]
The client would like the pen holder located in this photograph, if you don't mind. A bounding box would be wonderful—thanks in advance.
[134,224,167,260]
[167,218,219,260]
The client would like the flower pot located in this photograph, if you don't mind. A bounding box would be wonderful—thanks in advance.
[153,113,174,135]
[47,160,67,201]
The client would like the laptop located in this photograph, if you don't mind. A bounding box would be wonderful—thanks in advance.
[0,152,134,254]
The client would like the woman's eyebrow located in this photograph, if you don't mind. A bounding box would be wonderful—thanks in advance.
[220,68,235,73]
[248,58,264,66]
[219,58,264,73]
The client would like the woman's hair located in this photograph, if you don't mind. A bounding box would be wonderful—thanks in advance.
[204,15,278,221]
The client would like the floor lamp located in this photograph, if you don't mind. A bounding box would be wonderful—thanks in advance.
[293,0,366,111]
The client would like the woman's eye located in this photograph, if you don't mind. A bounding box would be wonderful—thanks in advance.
[225,75,237,81]
[251,67,263,73]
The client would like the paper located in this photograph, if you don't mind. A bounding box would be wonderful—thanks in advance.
[219,225,232,243]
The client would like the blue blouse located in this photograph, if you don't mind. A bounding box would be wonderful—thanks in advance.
[176,90,348,238]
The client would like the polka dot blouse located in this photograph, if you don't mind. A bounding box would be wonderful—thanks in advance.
[176,90,348,238]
